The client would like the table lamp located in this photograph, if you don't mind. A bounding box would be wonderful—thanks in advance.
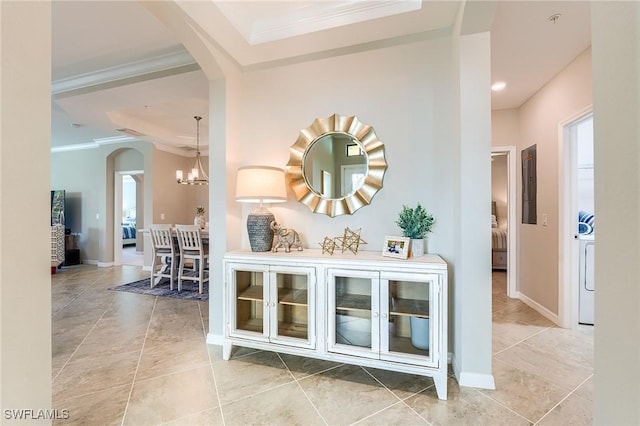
[235,166,287,251]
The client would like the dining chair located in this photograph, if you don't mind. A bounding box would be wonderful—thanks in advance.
[175,224,209,293]
[149,224,178,290]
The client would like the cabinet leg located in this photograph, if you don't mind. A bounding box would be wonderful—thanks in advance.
[434,373,448,400]
[222,341,232,360]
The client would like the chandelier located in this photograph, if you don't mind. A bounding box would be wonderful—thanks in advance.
[176,116,209,185]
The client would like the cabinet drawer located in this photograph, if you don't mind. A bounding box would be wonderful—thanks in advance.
[492,250,507,266]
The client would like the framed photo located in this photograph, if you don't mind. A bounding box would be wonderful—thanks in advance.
[382,236,410,259]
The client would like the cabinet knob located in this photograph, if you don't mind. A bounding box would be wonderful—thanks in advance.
[373,312,379,318]
[382,313,388,319]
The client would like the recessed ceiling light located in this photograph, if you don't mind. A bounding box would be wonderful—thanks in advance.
[491,82,506,92]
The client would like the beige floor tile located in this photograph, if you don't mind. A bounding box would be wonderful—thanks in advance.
[53,384,130,426]
[53,349,140,402]
[123,365,219,425]
[207,344,261,364]
[102,291,156,321]
[406,377,530,426]
[573,375,593,403]
[52,324,95,369]
[221,381,325,426]
[69,316,149,363]
[495,339,593,391]
[136,337,210,381]
[164,407,224,426]
[144,304,206,348]
[363,366,435,400]
[49,264,594,425]
[522,326,594,368]
[279,352,343,379]
[354,401,428,425]
[480,359,569,423]
[537,392,592,426]
[297,364,399,426]
[493,321,549,354]
[212,351,293,405]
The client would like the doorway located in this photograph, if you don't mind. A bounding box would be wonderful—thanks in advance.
[560,109,594,328]
[491,146,517,298]
[114,170,144,266]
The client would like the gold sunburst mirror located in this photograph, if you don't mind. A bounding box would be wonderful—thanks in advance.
[286,113,387,217]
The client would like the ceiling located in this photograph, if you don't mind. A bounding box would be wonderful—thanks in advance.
[51,1,591,153]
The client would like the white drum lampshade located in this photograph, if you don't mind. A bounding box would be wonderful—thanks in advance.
[235,166,287,251]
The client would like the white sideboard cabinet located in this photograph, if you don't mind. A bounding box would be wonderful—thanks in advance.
[222,249,448,400]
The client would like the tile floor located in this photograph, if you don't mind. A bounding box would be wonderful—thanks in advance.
[51,266,593,425]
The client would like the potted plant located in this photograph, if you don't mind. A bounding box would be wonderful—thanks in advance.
[396,203,435,257]
[194,205,206,229]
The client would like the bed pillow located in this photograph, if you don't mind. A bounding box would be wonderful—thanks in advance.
[578,222,593,235]
[578,211,594,234]
[491,214,498,228]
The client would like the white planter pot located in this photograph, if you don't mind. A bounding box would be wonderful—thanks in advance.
[409,316,430,350]
[194,214,206,229]
[411,238,425,257]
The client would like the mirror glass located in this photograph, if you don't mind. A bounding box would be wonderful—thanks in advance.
[286,114,387,217]
[303,133,368,199]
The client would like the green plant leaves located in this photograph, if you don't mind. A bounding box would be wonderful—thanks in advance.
[396,203,434,239]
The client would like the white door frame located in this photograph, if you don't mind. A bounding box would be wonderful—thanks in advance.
[491,146,517,298]
[558,106,593,328]
[113,170,143,265]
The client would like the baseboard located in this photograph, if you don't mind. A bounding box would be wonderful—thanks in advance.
[458,371,496,390]
[452,356,496,390]
[97,261,115,268]
[517,291,560,326]
[206,333,224,346]
[83,260,98,265]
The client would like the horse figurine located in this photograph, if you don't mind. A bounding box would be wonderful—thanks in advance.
[271,221,303,253]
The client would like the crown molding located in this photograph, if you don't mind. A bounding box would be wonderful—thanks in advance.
[250,0,422,45]
[51,142,100,153]
[51,135,139,153]
[51,137,207,157]
[52,49,197,95]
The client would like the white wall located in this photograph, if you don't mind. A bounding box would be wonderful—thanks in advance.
[0,0,52,417]
[233,38,457,260]
[591,2,640,423]
[515,47,592,314]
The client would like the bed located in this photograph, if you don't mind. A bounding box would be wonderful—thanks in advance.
[122,218,137,246]
[491,202,507,270]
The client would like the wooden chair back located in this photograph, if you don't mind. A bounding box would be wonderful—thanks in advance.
[149,224,175,253]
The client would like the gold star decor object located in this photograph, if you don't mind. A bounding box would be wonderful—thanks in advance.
[319,236,338,255]
[336,227,367,255]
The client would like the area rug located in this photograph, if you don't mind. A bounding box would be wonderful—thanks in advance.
[110,278,208,301]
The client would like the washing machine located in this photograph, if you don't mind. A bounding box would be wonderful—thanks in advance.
[578,235,595,325]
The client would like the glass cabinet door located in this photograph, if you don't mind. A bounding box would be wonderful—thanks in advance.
[327,269,380,358]
[229,264,269,340]
[380,272,440,367]
[228,263,315,349]
[269,267,315,349]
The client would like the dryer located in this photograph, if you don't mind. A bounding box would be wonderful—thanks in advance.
[578,235,595,325]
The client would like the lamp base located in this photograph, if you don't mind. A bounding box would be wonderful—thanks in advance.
[247,209,275,252]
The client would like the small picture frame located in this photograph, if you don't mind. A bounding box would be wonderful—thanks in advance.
[382,236,410,259]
